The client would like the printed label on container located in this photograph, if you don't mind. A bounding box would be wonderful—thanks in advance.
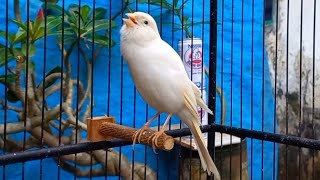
[178,38,208,139]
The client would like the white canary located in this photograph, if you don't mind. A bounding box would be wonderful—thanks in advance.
[120,12,220,178]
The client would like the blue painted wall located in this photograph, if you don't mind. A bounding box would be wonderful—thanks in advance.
[0,0,277,179]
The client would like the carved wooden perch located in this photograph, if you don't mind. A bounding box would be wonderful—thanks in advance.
[87,116,174,151]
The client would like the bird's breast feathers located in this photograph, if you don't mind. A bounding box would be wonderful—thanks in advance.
[121,39,191,113]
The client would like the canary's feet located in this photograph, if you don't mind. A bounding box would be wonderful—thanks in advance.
[132,125,149,150]
[148,130,165,154]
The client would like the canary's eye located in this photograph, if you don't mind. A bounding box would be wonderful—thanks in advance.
[144,21,148,25]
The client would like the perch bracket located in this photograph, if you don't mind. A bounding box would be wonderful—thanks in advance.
[87,116,174,151]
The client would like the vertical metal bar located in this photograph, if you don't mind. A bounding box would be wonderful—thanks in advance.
[167,1,175,178]
[144,3,150,179]
[107,2,112,118]
[40,1,48,179]
[3,0,9,178]
[261,1,266,180]
[240,0,244,178]
[74,1,81,179]
[23,0,31,179]
[230,0,234,178]
[106,0,112,178]
[298,0,303,180]
[90,0,96,179]
[298,1,303,178]
[201,0,205,178]
[312,1,316,179]
[190,0,195,178]
[178,0,185,179]
[119,1,125,178]
[219,0,224,177]
[250,0,254,179]
[132,2,138,180]
[156,0,164,178]
[273,0,279,179]
[58,0,65,179]
[285,0,290,179]
[208,0,217,180]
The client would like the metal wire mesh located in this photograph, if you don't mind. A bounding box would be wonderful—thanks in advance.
[0,0,319,180]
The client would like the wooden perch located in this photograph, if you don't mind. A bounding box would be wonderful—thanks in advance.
[87,116,174,151]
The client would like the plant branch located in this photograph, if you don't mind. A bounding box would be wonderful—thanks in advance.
[55,159,106,177]
[176,13,192,38]
[0,101,22,112]
[62,80,87,130]
[0,121,28,134]
[30,126,98,165]
[38,72,65,95]
[77,47,92,111]
[111,0,130,20]
[58,41,77,100]
[14,0,21,22]
[63,104,87,130]
[14,60,25,103]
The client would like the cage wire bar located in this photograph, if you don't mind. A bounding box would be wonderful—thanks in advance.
[2,124,320,165]
[0,0,320,179]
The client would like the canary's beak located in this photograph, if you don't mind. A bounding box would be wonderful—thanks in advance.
[123,13,138,27]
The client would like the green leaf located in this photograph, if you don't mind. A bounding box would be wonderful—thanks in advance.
[138,0,172,9]
[11,48,24,58]
[174,0,179,6]
[21,44,36,57]
[10,19,28,31]
[59,36,77,44]
[162,22,181,26]
[13,27,27,44]
[0,74,16,85]
[33,21,44,40]
[46,4,65,15]
[48,27,75,36]
[179,0,189,10]
[82,19,116,36]
[66,4,80,26]
[80,5,91,21]
[91,7,107,20]
[127,7,134,13]
[32,16,62,40]
[86,33,115,47]
[184,21,210,26]
[68,4,80,15]
[33,27,45,40]
[0,45,14,67]
[7,89,20,103]
[173,26,182,31]
[40,0,59,4]
[46,16,63,32]
[0,30,16,43]
[182,16,189,24]
[43,66,61,88]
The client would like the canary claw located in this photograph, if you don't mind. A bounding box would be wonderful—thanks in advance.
[147,130,165,154]
[132,125,149,150]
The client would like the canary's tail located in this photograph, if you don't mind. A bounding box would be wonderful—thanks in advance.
[178,107,220,180]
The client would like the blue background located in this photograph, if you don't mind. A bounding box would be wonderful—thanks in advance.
[0,0,277,179]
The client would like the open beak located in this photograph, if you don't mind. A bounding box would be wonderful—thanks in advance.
[123,13,138,27]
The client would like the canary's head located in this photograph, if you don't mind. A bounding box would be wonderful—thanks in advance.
[120,12,160,43]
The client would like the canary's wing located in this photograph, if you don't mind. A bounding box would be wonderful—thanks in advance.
[190,81,213,115]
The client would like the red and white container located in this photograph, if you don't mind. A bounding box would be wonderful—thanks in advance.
[178,38,208,139]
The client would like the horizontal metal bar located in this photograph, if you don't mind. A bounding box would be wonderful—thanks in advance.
[0,140,132,166]
[204,124,320,150]
[1,124,320,166]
